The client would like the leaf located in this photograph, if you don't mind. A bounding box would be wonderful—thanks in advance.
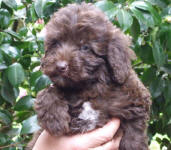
[0,64,7,70]
[0,110,12,125]
[130,1,161,25]
[160,64,171,74]
[136,44,154,64]
[152,41,166,67]
[148,0,166,8]
[35,74,52,91]
[15,111,32,123]
[19,55,31,69]
[149,77,165,98]
[18,27,28,37]
[163,80,171,105]
[130,6,149,27]
[116,9,133,31]
[30,71,42,86]
[4,29,22,40]
[0,44,20,59]
[158,24,171,51]
[130,17,140,41]
[0,32,12,43]
[0,0,2,7]
[95,0,118,20]
[95,0,114,11]
[0,133,7,145]
[1,72,19,104]
[21,115,40,134]
[142,67,157,86]
[30,3,38,21]
[14,96,35,111]
[34,0,48,18]
[43,0,56,17]
[2,0,17,10]
[0,95,5,106]
[7,63,25,86]
[0,9,11,29]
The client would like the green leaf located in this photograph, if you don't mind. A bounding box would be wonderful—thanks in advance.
[0,64,7,70]
[18,27,28,37]
[152,41,166,67]
[30,3,38,21]
[148,0,166,8]
[149,77,165,98]
[34,0,48,18]
[0,110,12,125]
[95,0,114,11]
[7,63,25,86]
[19,55,31,69]
[0,44,20,59]
[142,67,157,86]
[0,0,2,7]
[35,74,52,91]
[164,80,171,105]
[21,115,40,134]
[0,32,12,44]
[160,64,171,75]
[43,0,56,17]
[15,111,32,123]
[130,17,140,41]
[14,96,35,111]
[0,95,5,106]
[136,44,154,64]
[4,29,22,40]
[0,9,11,29]
[130,1,161,25]
[0,133,7,145]
[1,72,19,104]
[30,71,42,87]
[130,6,149,27]
[95,0,118,20]
[116,9,133,31]
[2,0,17,10]
[158,24,171,51]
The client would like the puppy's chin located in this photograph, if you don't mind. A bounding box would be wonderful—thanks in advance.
[50,75,97,90]
[51,76,71,88]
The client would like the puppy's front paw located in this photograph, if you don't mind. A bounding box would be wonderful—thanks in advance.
[35,88,71,136]
[40,106,70,136]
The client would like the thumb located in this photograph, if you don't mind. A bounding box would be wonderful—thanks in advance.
[72,118,120,149]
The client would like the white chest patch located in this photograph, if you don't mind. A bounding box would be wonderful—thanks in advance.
[78,102,100,130]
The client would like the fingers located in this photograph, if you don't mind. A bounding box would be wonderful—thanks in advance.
[71,118,120,149]
[89,133,123,150]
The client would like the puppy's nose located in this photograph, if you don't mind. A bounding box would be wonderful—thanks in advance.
[56,61,68,72]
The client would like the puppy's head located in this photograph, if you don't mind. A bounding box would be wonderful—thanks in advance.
[42,3,135,88]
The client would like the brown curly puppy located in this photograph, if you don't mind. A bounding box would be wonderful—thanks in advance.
[29,3,151,150]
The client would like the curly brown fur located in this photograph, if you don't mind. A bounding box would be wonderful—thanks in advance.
[28,3,151,150]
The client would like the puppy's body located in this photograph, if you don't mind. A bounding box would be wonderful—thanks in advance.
[28,3,151,150]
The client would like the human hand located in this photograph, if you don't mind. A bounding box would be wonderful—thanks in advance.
[33,118,121,150]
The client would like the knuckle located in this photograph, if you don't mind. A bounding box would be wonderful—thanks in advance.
[105,134,114,141]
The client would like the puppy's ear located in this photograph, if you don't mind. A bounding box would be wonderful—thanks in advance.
[107,31,135,84]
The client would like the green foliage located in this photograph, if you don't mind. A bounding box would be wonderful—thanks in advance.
[0,0,170,149]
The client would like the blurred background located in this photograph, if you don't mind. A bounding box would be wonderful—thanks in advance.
[0,0,170,149]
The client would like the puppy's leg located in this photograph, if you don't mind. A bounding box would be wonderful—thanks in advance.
[35,87,71,136]
[119,119,149,150]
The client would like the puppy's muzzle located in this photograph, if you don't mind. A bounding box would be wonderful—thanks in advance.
[56,61,68,73]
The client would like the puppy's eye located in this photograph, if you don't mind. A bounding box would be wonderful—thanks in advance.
[51,40,61,48]
[81,45,90,51]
